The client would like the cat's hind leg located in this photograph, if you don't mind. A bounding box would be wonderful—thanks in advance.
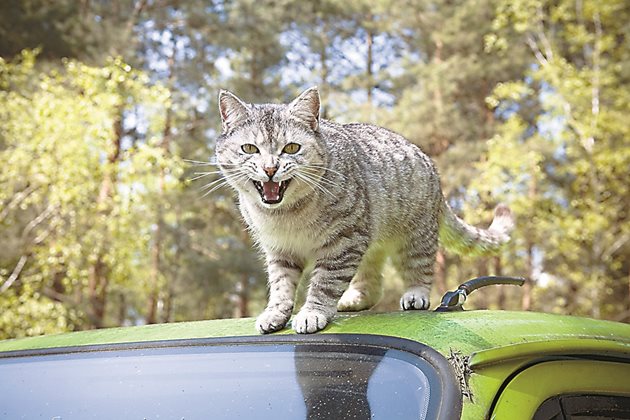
[337,245,385,312]
[395,220,438,311]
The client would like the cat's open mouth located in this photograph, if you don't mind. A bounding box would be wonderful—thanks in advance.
[252,179,292,204]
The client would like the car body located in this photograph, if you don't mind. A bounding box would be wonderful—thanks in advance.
[1,310,630,419]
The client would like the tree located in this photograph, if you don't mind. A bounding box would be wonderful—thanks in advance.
[474,0,630,317]
[0,51,179,336]
[0,0,149,62]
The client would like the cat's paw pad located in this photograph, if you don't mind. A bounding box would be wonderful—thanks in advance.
[400,289,430,310]
[256,308,291,334]
[292,309,331,334]
[337,288,371,312]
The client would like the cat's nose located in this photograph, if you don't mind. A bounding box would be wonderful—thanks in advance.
[263,166,278,178]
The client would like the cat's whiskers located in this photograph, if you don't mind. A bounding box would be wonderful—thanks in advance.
[284,161,339,196]
[189,172,213,182]
[184,159,214,165]
[294,171,336,199]
[198,169,247,191]
[198,177,229,192]
[293,173,321,196]
[189,167,243,182]
[194,168,242,176]
[201,173,249,198]
[301,163,347,180]
[184,158,241,167]
[298,168,342,189]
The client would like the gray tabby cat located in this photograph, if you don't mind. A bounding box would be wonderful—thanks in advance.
[215,87,513,334]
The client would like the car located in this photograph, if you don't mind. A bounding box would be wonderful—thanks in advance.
[1,277,630,419]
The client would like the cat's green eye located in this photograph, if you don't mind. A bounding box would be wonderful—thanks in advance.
[282,143,301,154]
[241,144,259,154]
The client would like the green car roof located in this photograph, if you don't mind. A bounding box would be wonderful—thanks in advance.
[2,310,630,358]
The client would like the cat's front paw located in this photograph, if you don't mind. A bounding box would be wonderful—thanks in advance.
[256,308,292,334]
[292,308,333,334]
[400,287,431,310]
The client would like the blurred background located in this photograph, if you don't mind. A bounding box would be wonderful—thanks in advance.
[0,0,628,339]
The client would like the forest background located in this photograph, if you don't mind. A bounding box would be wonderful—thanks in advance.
[1,0,628,339]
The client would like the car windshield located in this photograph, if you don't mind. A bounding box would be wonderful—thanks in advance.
[0,340,446,419]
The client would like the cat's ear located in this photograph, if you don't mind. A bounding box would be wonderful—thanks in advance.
[218,90,250,133]
[288,86,320,131]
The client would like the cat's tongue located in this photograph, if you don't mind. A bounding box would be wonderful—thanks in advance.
[262,181,281,202]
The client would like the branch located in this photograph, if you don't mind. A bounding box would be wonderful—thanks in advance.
[588,9,602,152]
[535,3,553,62]
[21,204,56,240]
[0,184,38,223]
[42,287,80,306]
[524,5,554,69]
[0,255,28,293]
[124,0,148,37]
[602,233,630,261]
[525,34,549,67]
[190,242,219,260]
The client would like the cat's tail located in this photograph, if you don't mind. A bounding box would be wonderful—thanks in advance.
[438,201,514,256]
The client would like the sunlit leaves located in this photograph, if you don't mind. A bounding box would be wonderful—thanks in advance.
[475,0,630,318]
[0,51,178,337]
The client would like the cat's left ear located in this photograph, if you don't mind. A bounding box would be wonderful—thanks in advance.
[288,86,320,131]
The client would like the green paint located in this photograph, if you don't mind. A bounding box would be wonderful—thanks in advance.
[470,338,630,368]
[492,360,630,418]
[2,310,629,356]
[2,310,630,420]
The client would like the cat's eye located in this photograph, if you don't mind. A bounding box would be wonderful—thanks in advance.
[241,144,259,154]
[282,143,301,154]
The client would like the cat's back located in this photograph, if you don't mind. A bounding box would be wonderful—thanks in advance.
[318,120,442,236]
[321,120,436,179]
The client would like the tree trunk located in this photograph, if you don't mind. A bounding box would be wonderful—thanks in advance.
[521,244,534,311]
[146,56,174,324]
[366,18,374,108]
[431,36,449,156]
[494,256,506,309]
[435,249,447,295]
[475,258,489,308]
[162,284,174,323]
[87,107,123,328]
[522,161,537,311]
[319,22,330,119]
[235,276,249,318]
[87,259,108,328]
[118,292,127,326]
[145,209,162,324]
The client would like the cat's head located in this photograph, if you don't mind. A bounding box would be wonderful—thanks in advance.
[215,87,328,209]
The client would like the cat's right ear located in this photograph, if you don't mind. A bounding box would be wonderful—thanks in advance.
[218,90,249,133]
[288,86,320,131]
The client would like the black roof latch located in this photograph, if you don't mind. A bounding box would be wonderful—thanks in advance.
[434,276,526,312]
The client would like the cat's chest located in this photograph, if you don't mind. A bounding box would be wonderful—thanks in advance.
[241,202,320,257]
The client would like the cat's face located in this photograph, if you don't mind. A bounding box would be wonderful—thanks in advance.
[215,87,328,209]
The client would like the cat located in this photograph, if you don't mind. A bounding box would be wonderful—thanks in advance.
[215,87,514,334]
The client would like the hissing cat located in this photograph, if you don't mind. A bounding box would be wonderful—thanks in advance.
[215,87,513,334]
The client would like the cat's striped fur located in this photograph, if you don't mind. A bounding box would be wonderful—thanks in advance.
[216,87,513,334]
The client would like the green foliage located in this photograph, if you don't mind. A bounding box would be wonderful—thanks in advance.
[1,0,628,338]
[0,51,178,336]
[473,0,630,318]
[0,0,142,61]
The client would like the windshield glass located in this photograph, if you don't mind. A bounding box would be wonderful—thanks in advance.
[0,341,443,419]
